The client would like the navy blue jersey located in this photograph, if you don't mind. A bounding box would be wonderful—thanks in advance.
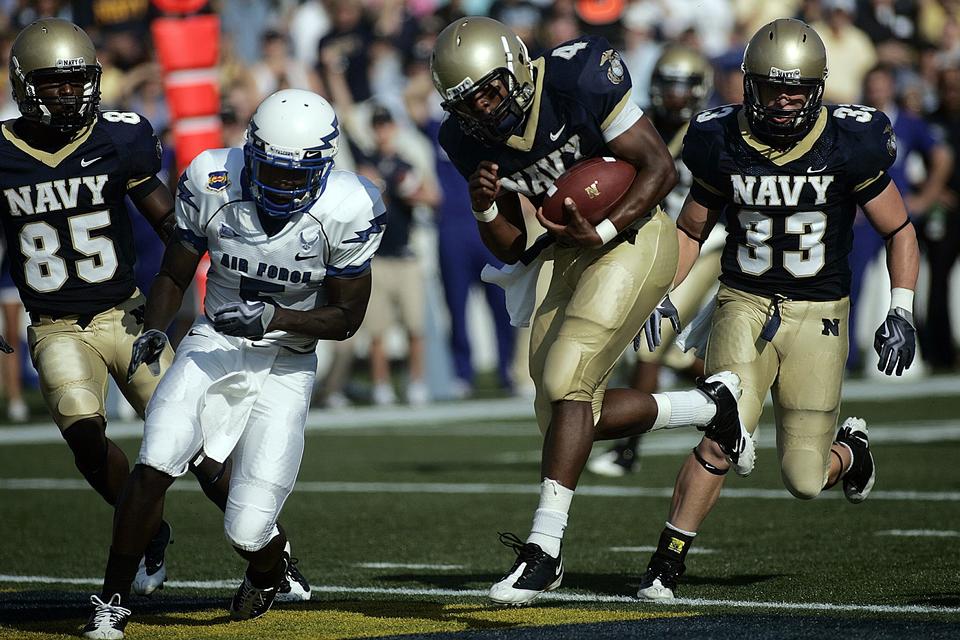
[0,111,161,316]
[683,103,896,300]
[439,36,641,208]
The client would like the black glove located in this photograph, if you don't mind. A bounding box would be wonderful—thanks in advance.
[127,329,169,383]
[212,301,276,338]
[635,295,681,352]
[874,307,916,376]
[0,334,13,354]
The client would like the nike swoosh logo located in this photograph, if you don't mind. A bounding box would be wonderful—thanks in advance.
[80,156,102,167]
[549,124,566,142]
[295,253,318,261]
[806,165,827,173]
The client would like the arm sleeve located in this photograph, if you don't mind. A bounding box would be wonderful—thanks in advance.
[122,116,163,189]
[327,176,387,278]
[850,111,897,207]
[682,119,727,210]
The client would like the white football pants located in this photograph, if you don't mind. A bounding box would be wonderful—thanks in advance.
[138,318,316,551]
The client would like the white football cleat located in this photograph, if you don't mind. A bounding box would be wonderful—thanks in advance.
[835,417,875,503]
[81,594,131,639]
[488,533,563,606]
[698,372,755,476]
[132,521,171,596]
[275,541,311,603]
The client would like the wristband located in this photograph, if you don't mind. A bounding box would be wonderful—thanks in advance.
[595,218,619,245]
[890,287,914,313]
[472,202,499,223]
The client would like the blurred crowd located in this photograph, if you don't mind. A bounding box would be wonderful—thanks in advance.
[0,0,959,420]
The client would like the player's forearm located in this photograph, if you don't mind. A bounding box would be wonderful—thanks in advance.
[268,305,366,341]
[885,222,920,293]
[609,161,678,231]
[143,274,187,332]
[673,230,702,287]
[478,216,526,264]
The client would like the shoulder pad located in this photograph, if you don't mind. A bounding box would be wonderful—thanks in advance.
[185,147,245,200]
[544,36,625,94]
[689,104,740,134]
[829,105,897,173]
[311,171,384,225]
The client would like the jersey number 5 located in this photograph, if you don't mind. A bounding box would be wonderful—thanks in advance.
[737,210,826,277]
[20,211,119,292]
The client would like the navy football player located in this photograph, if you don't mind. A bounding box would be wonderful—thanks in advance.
[1,19,310,607]
[636,19,920,600]
[431,17,755,605]
[589,45,726,477]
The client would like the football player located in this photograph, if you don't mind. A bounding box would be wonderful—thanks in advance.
[83,89,384,638]
[0,17,179,593]
[431,17,755,606]
[1,19,311,606]
[589,45,726,477]
[636,19,919,600]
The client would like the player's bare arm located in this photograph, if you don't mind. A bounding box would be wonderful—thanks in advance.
[673,193,722,287]
[268,272,371,340]
[143,238,203,332]
[468,161,527,263]
[129,179,177,243]
[862,182,920,291]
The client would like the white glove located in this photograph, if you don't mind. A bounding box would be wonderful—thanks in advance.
[212,301,276,338]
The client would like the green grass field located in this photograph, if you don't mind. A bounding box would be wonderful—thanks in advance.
[0,378,958,639]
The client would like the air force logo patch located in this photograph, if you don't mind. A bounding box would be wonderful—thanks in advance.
[206,171,230,192]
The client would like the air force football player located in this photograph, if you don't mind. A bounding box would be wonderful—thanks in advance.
[83,89,384,638]
[0,17,183,591]
[636,19,920,600]
[431,17,754,605]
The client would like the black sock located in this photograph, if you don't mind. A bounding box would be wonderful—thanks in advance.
[102,547,141,601]
[654,526,695,565]
[246,556,287,589]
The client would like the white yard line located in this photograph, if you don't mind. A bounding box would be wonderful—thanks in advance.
[354,563,465,570]
[1,477,958,502]
[2,374,959,446]
[608,546,716,555]
[0,574,956,615]
[875,529,960,537]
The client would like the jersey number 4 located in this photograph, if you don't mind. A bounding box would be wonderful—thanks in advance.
[19,211,118,292]
[737,210,826,277]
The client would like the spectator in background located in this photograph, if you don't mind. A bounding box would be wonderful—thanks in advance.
[923,64,960,370]
[815,0,878,103]
[848,63,953,371]
[403,50,517,398]
[318,0,375,104]
[708,47,745,107]
[251,29,321,99]
[855,0,920,66]
[357,105,439,406]
[286,0,331,66]
[0,255,27,422]
[621,1,663,109]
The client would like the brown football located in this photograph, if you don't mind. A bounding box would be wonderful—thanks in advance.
[541,157,637,225]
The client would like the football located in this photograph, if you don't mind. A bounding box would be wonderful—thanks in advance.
[541,157,636,225]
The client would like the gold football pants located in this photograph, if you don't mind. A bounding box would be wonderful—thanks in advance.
[28,292,174,430]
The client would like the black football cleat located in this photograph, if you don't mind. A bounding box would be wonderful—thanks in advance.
[835,417,875,503]
[636,555,685,601]
[230,558,287,621]
[133,520,171,596]
[697,372,755,476]
[81,594,131,639]
[488,532,563,605]
[275,541,311,602]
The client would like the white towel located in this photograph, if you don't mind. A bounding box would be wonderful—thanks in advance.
[199,370,264,463]
[481,255,547,328]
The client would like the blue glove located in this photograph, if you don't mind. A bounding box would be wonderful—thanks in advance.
[127,329,168,383]
[874,307,916,376]
[635,295,681,352]
[212,301,276,338]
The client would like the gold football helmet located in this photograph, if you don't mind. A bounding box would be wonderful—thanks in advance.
[742,18,827,146]
[650,45,713,128]
[9,18,102,131]
[430,16,535,144]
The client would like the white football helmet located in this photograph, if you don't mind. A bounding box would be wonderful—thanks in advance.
[243,89,340,219]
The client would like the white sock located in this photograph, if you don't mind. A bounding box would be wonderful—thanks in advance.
[526,478,573,557]
[651,389,716,429]
[665,521,698,537]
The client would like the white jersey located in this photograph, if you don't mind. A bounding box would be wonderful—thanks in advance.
[175,147,385,351]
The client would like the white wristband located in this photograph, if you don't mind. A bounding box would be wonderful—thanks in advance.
[472,202,499,223]
[890,287,914,313]
[595,218,619,245]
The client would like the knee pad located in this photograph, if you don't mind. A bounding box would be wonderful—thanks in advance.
[223,481,282,552]
[541,341,593,403]
[781,450,828,500]
[57,387,103,424]
[62,419,108,474]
